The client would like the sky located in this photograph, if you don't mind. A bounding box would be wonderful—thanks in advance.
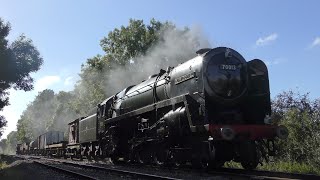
[0,0,320,139]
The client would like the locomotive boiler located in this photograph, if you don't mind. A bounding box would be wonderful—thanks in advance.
[74,47,288,170]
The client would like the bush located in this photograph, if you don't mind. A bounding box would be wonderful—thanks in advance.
[259,161,320,175]
[224,160,320,175]
[272,91,320,168]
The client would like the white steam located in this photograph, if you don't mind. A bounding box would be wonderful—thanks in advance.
[104,26,211,95]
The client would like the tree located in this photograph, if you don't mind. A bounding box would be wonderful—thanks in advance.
[0,139,7,153]
[100,18,164,66]
[16,90,79,142]
[0,18,43,137]
[0,131,18,154]
[72,18,208,114]
[49,91,78,133]
[272,90,320,167]
[5,131,17,154]
[16,90,56,141]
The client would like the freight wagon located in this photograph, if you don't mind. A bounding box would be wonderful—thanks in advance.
[37,131,66,157]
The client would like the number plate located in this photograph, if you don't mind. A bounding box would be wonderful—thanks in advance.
[220,64,237,70]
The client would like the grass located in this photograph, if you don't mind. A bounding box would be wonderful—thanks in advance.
[224,160,320,175]
[258,161,320,175]
[0,161,8,169]
[0,154,9,169]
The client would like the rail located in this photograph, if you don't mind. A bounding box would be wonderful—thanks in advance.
[33,160,97,180]
[62,161,181,180]
[22,155,320,180]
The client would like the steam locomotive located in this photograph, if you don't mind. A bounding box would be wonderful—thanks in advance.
[17,47,288,170]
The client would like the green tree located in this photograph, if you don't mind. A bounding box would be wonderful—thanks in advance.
[100,18,164,66]
[49,91,78,133]
[5,131,17,154]
[0,18,43,137]
[272,91,320,167]
[71,56,107,115]
[16,90,79,142]
[71,19,168,114]
[16,90,56,141]
[0,139,7,153]
[16,116,33,143]
[72,18,206,114]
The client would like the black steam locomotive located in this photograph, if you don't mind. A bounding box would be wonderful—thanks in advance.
[18,47,288,170]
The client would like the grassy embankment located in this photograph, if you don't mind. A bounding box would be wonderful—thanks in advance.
[0,155,8,169]
[224,161,320,175]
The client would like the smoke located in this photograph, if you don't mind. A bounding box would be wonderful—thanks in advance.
[104,26,211,95]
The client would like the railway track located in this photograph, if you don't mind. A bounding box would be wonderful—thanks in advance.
[33,160,97,179]
[117,161,320,180]
[22,155,320,180]
[61,161,181,180]
[32,157,181,180]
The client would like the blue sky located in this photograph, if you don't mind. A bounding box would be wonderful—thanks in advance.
[1,0,320,139]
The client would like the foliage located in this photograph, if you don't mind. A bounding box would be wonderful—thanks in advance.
[5,131,17,154]
[72,18,204,114]
[16,90,78,142]
[0,139,7,153]
[71,19,172,114]
[0,18,43,137]
[0,131,17,154]
[225,90,320,174]
[71,56,107,116]
[0,154,17,169]
[259,161,320,175]
[100,18,165,66]
[224,160,320,175]
[272,91,320,167]
[0,161,8,169]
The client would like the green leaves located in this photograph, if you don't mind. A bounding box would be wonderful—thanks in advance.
[272,91,320,167]
[71,19,173,113]
[0,18,43,138]
[99,18,173,66]
[74,18,207,111]
[0,131,17,154]
[16,90,78,142]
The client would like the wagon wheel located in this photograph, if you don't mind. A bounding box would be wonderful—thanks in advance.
[79,149,83,161]
[123,144,135,164]
[154,149,169,166]
[63,150,67,159]
[111,155,120,164]
[192,158,208,169]
[174,159,187,167]
[137,150,152,164]
[208,160,225,169]
[86,154,92,161]
[71,149,77,160]
[241,161,259,170]
[240,141,260,170]
[104,127,119,159]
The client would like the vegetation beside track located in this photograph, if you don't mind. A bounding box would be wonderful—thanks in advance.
[225,160,320,175]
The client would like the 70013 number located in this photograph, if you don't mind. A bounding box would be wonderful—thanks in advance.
[220,64,237,70]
